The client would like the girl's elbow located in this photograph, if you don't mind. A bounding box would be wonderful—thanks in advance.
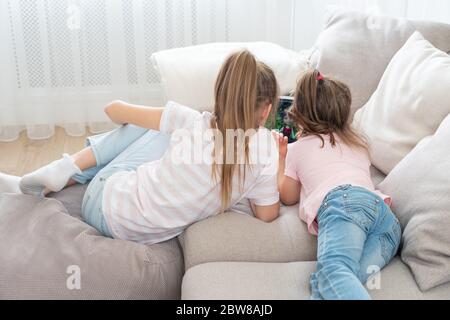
[264,214,279,223]
[104,102,114,116]
[258,214,277,223]
[280,196,299,207]
[257,204,280,223]
[104,100,123,114]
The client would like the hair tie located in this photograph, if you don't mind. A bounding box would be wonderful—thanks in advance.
[317,72,324,82]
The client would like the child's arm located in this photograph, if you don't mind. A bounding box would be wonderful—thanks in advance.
[251,202,280,223]
[104,100,165,131]
[275,132,301,206]
[279,174,300,206]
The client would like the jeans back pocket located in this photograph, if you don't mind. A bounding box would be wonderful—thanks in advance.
[380,218,402,263]
[343,192,379,233]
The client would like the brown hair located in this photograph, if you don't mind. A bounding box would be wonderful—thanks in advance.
[289,69,367,150]
[211,50,278,210]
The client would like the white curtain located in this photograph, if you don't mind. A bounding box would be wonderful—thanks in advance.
[1,0,449,142]
[0,0,236,141]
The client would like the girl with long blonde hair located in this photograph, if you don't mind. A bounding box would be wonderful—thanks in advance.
[0,50,281,244]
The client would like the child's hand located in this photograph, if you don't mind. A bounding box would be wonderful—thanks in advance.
[272,131,288,158]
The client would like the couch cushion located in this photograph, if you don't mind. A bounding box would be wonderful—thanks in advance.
[181,167,385,271]
[379,115,450,291]
[370,166,386,187]
[354,31,450,175]
[182,258,450,300]
[310,8,450,116]
[180,205,317,271]
[48,183,87,219]
[0,190,183,300]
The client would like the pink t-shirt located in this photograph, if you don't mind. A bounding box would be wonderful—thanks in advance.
[285,134,391,236]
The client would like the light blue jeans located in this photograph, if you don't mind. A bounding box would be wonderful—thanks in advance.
[310,185,402,300]
[71,125,171,237]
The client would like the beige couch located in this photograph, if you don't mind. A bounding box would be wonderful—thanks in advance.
[180,167,450,300]
[180,10,450,300]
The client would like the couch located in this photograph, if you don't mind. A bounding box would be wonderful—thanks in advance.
[180,168,450,300]
[179,9,450,300]
[0,185,183,300]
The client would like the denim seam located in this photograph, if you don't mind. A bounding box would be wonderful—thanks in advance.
[319,269,345,300]
[71,174,87,185]
[341,207,370,233]
[309,273,323,300]
[89,142,104,167]
[380,235,391,265]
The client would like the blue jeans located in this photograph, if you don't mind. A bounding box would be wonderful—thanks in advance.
[71,125,171,237]
[310,185,401,300]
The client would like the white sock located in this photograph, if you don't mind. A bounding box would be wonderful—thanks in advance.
[20,154,82,196]
[0,172,22,194]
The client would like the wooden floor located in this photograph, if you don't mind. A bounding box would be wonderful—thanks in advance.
[0,127,89,176]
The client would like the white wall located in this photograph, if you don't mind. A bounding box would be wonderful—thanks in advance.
[238,0,450,51]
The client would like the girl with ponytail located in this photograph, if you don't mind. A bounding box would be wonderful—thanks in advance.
[2,50,281,244]
[276,69,401,300]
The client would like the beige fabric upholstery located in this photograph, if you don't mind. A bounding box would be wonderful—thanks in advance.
[310,8,450,115]
[0,186,184,300]
[182,258,450,300]
[181,167,386,271]
[379,115,450,291]
[180,205,317,271]
[370,166,386,187]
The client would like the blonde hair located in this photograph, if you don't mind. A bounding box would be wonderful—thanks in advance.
[289,69,368,151]
[211,50,278,211]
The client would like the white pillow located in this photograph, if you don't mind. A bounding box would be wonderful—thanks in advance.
[152,42,309,112]
[353,31,450,175]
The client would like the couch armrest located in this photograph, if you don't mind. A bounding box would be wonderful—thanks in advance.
[179,205,317,271]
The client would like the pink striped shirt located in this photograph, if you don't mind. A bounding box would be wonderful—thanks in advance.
[102,102,279,244]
